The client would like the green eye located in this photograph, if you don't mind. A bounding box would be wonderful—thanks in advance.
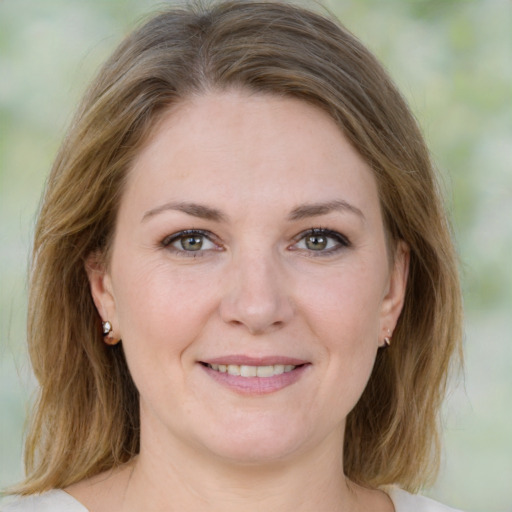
[305,235,328,250]
[293,228,351,254]
[162,230,219,255]
[180,235,204,251]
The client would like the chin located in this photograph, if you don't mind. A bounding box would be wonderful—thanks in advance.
[194,416,316,466]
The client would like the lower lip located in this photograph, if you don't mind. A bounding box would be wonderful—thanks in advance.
[200,364,310,395]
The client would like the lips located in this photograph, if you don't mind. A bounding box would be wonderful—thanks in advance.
[199,356,310,394]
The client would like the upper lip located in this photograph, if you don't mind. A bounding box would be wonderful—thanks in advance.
[200,355,309,366]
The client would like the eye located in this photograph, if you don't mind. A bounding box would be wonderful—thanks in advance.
[292,228,350,254]
[162,230,220,254]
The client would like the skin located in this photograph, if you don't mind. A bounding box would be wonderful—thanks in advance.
[78,90,408,512]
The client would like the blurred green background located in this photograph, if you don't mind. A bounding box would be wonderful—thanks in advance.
[1,0,511,510]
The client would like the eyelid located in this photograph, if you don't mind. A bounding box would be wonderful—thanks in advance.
[290,228,351,253]
[161,229,222,254]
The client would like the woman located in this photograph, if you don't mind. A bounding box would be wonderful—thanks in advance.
[3,1,463,511]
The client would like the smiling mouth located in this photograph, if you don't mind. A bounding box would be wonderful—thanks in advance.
[202,363,301,378]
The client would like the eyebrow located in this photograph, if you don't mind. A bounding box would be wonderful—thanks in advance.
[287,200,365,221]
[142,199,364,223]
[142,201,227,223]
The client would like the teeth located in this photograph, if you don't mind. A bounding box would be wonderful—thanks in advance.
[208,363,298,377]
[241,365,257,377]
[227,364,240,376]
[273,365,285,375]
[256,365,273,377]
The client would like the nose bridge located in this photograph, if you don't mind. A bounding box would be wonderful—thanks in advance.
[220,243,293,334]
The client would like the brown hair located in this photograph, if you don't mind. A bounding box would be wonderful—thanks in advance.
[17,0,462,494]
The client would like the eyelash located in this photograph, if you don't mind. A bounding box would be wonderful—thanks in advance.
[161,228,351,257]
[291,228,351,256]
[161,229,220,257]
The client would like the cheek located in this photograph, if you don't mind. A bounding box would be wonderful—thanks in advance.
[299,260,386,342]
[110,262,221,414]
[111,257,218,367]
[297,261,384,407]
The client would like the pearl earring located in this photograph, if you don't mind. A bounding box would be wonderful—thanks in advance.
[102,320,112,335]
[383,328,392,348]
[102,320,120,345]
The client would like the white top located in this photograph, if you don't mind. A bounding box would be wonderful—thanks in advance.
[1,487,463,511]
[1,490,87,511]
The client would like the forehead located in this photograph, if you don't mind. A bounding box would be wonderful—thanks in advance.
[122,90,380,219]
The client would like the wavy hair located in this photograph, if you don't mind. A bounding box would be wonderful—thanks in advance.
[16,0,462,494]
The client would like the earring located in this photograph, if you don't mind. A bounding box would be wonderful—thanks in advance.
[102,320,120,345]
[102,320,112,335]
[383,328,392,348]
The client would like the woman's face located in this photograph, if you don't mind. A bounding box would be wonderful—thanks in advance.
[88,90,408,465]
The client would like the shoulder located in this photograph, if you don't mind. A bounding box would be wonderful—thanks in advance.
[388,487,464,512]
[1,490,88,512]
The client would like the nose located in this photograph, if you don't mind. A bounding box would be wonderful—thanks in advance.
[219,249,294,335]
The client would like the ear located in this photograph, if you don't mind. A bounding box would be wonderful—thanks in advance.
[85,251,118,334]
[379,240,410,345]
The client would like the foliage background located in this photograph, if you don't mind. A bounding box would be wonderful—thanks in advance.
[0,0,511,510]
